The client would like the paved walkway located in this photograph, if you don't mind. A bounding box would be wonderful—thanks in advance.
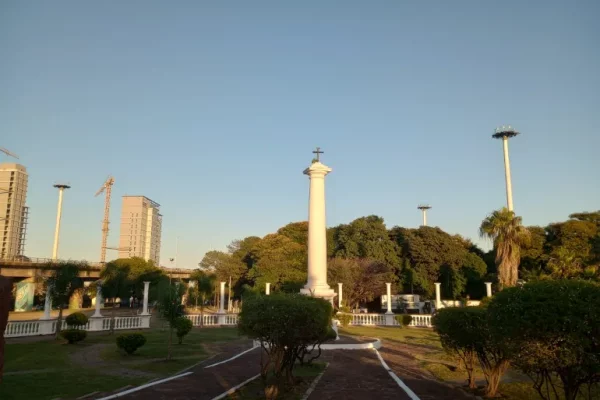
[108,346,261,400]
[310,349,412,400]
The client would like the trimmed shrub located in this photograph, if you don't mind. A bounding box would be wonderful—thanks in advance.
[60,329,87,344]
[337,313,352,327]
[433,307,509,396]
[488,280,600,400]
[432,308,479,389]
[65,312,88,327]
[395,314,412,326]
[326,326,338,341]
[174,317,193,344]
[117,333,147,355]
[478,296,492,309]
[238,293,332,396]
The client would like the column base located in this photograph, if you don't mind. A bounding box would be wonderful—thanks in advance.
[300,285,336,300]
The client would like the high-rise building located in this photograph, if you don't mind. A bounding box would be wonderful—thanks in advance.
[118,196,162,265]
[0,163,29,259]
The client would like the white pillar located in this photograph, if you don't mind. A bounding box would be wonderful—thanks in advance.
[52,187,67,260]
[219,281,226,314]
[434,282,442,310]
[92,284,103,318]
[40,289,52,320]
[502,137,514,211]
[338,283,343,308]
[422,210,427,226]
[141,281,150,315]
[300,161,335,300]
[265,282,271,295]
[385,283,393,314]
[485,282,492,297]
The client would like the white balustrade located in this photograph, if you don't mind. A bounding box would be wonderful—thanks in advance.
[408,314,432,327]
[350,313,386,326]
[4,320,41,337]
[185,313,237,326]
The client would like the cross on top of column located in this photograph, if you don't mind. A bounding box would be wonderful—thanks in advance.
[312,147,324,162]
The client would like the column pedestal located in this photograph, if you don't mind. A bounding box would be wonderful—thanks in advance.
[434,282,442,310]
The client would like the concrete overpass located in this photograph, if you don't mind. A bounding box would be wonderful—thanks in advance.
[0,257,193,280]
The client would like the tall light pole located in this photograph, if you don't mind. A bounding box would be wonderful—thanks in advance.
[52,184,71,260]
[417,204,432,226]
[493,125,520,211]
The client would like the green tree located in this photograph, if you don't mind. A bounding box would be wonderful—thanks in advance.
[277,221,309,247]
[45,261,85,339]
[546,247,582,279]
[199,250,246,294]
[247,234,307,290]
[479,208,530,289]
[333,216,399,267]
[327,258,394,310]
[520,226,548,281]
[100,261,131,334]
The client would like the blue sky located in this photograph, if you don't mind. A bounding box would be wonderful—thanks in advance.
[2,1,598,268]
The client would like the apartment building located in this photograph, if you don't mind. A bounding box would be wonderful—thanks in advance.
[118,196,162,265]
[0,163,29,259]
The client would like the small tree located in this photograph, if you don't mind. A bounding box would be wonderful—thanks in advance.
[45,262,85,339]
[159,283,186,360]
[100,261,130,334]
[190,270,215,327]
[433,308,479,389]
[238,293,332,399]
[174,316,193,344]
[488,280,600,400]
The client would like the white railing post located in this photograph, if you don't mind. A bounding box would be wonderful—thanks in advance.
[265,282,271,295]
[485,282,492,297]
[434,282,442,310]
[338,283,343,308]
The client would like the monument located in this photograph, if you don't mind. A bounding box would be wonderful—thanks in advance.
[300,148,336,301]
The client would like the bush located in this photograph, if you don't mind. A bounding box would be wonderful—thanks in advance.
[65,312,88,327]
[326,326,338,341]
[238,293,332,395]
[60,329,87,344]
[116,333,147,355]
[488,280,600,400]
[478,296,492,309]
[336,312,352,328]
[395,314,412,326]
[174,317,193,344]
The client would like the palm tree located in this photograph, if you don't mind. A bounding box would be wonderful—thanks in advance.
[45,262,85,339]
[480,208,530,289]
[191,270,216,327]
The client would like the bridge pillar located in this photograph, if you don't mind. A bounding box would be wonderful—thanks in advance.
[14,279,35,312]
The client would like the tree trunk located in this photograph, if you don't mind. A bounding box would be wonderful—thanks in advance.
[55,305,64,339]
[167,327,173,360]
[484,359,509,397]
[110,303,117,334]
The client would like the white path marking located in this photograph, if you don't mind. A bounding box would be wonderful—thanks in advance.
[210,374,261,400]
[204,344,258,369]
[374,348,421,400]
[96,372,193,400]
[300,363,329,400]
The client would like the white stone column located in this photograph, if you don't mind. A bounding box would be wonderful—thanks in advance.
[300,161,335,300]
[219,282,226,314]
[91,284,103,318]
[434,282,442,310]
[502,137,514,211]
[385,283,393,314]
[265,282,271,295]
[338,283,343,308]
[485,282,492,297]
[141,281,150,315]
[40,289,52,320]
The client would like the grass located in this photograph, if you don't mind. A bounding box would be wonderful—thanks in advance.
[227,363,327,400]
[340,325,442,349]
[1,326,242,400]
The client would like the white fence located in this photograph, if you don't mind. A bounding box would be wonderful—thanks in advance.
[185,313,238,326]
[340,313,433,328]
[4,315,151,338]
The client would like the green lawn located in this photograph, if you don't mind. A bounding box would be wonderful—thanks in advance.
[1,326,242,400]
[228,363,327,400]
[340,325,443,349]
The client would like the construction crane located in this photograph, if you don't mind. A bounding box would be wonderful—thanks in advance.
[95,176,115,264]
[0,147,19,160]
